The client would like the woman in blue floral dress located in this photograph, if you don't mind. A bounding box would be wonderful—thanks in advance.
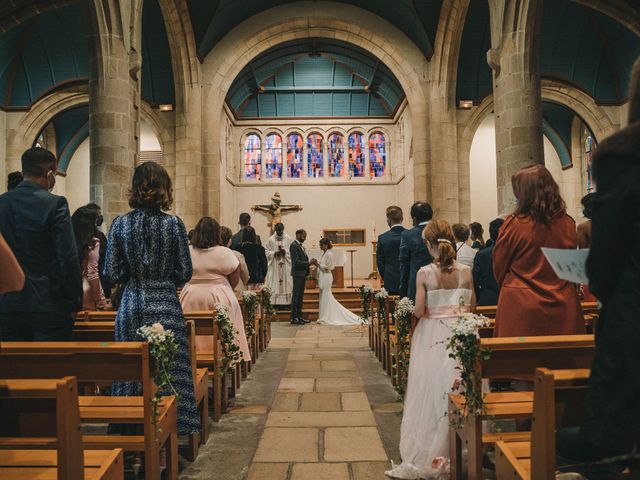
[103,161,199,435]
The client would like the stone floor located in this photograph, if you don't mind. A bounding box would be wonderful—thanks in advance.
[180,323,403,480]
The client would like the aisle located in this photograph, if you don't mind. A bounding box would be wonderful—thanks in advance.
[180,323,402,480]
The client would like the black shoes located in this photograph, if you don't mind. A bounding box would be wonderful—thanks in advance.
[290,317,310,325]
[298,317,311,324]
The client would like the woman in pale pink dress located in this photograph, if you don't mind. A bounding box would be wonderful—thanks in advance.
[180,217,251,362]
[72,206,107,310]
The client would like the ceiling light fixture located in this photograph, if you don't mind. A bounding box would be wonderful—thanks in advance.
[458,100,474,109]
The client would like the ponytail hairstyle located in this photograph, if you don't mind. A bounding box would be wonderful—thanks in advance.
[423,219,457,272]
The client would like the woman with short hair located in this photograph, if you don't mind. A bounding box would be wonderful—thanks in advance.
[493,164,584,337]
[103,161,199,436]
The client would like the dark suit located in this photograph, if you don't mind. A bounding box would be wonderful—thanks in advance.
[472,245,499,306]
[0,181,82,340]
[230,228,262,251]
[238,243,268,284]
[289,240,309,321]
[399,223,432,301]
[376,225,405,294]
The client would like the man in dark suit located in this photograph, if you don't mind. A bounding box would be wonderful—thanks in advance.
[289,229,316,325]
[0,147,82,341]
[376,206,405,295]
[399,202,433,301]
[472,218,504,306]
[231,212,262,251]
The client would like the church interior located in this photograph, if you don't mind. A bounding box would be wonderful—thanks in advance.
[0,0,639,479]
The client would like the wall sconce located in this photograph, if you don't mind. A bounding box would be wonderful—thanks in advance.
[159,104,174,112]
[458,100,474,109]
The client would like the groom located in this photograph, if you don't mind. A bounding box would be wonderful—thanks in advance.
[289,229,317,325]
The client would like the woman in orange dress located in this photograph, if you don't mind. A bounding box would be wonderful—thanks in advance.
[493,164,584,337]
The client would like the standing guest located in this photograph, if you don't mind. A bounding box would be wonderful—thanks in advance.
[472,218,504,306]
[231,212,262,250]
[221,226,249,294]
[264,223,294,306]
[83,202,111,299]
[180,217,251,362]
[0,148,82,341]
[399,202,433,301]
[557,59,640,477]
[103,161,199,436]
[452,223,477,268]
[577,193,596,249]
[7,171,23,191]
[0,232,24,293]
[238,226,268,289]
[493,164,583,337]
[376,206,405,295]
[290,229,316,325]
[469,222,485,249]
[72,206,108,310]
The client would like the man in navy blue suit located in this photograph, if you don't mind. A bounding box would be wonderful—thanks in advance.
[399,202,433,301]
[472,218,504,306]
[376,206,405,295]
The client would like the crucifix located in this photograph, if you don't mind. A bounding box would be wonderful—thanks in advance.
[252,192,303,234]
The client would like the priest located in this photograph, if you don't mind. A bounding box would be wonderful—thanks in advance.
[264,222,294,306]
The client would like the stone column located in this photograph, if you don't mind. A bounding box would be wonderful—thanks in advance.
[488,0,544,214]
[85,0,143,225]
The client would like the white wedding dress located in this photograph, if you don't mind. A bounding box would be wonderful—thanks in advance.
[386,262,474,480]
[317,250,362,325]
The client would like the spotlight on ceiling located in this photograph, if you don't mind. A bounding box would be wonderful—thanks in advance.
[458,100,474,110]
[158,104,174,112]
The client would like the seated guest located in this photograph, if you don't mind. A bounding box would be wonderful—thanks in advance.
[231,212,261,250]
[7,171,23,191]
[72,206,108,310]
[180,217,251,362]
[452,223,477,267]
[221,226,249,294]
[0,147,82,341]
[238,226,268,289]
[376,206,405,295]
[399,202,433,301]
[469,222,485,249]
[472,218,504,306]
[0,232,24,293]
[103,161,199,436]
[493,164,584,337]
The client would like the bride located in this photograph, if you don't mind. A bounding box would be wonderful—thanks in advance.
[386,219,475,480]
[316,237,362,325]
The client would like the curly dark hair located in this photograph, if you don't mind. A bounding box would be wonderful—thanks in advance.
[319,237,333,249]
[191,217,222,249]
[128,161,173,211]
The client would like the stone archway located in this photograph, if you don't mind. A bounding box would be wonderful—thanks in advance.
[197,1,431,223]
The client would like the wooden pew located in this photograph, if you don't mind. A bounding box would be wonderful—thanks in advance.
[449,334,595,480]
[495,368,590,480]
[0,342,177,480]
[0,376,124,479]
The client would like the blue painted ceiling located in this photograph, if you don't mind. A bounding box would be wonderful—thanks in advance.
[226,39,405,118]
[51,104,89,173]
[457,0,640,105]
[542,101,576,168]
[187,0,443,61]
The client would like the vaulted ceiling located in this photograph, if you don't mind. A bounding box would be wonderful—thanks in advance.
[226,39,405,118]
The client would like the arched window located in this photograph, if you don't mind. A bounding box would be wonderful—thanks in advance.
[243,133,261,179]
[307,133,324,178]
[583,129,595,193]
[348,132,365,177]
[287,133,304,178]
[369,132,387,178]
[328,132,345,177]
[265,133,283,179]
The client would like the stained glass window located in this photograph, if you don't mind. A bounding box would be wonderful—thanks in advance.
[265,133,283,179]
[307,133,323,178]
[329,133,345,177]
[243,133,261,179]
[369,132,386,178]
[287,133,304,178]
[584,130,595,193]
[348,132,365,177]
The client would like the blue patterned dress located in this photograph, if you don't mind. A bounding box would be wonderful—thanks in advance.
[103,208,199,435]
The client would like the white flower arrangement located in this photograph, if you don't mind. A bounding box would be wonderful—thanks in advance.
[138,322,174,345]
[242,290,258,303]
[450,312,491,338]
[394,297,415,320]
[361,285,374,294]
[375,288,389,301]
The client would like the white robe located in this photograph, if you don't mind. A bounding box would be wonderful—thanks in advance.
[265,233,293,305]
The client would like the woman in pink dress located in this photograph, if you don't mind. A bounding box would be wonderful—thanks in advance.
[72,206,107,310]
[180,217,251,362]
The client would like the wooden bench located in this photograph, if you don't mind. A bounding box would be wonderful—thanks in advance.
[0,376,124,479]
[0,342,178,480]
[449,334,595,480]
[495,368,590,480]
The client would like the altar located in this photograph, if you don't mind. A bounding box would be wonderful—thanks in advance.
[307,248,346,288]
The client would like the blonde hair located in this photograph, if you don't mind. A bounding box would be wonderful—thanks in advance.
[423,219,457,272]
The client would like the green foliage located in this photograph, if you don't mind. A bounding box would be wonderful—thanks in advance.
[393,297,414,398]
[215,304,242,376]
[358,285,373,324]
[242,291,259,341]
